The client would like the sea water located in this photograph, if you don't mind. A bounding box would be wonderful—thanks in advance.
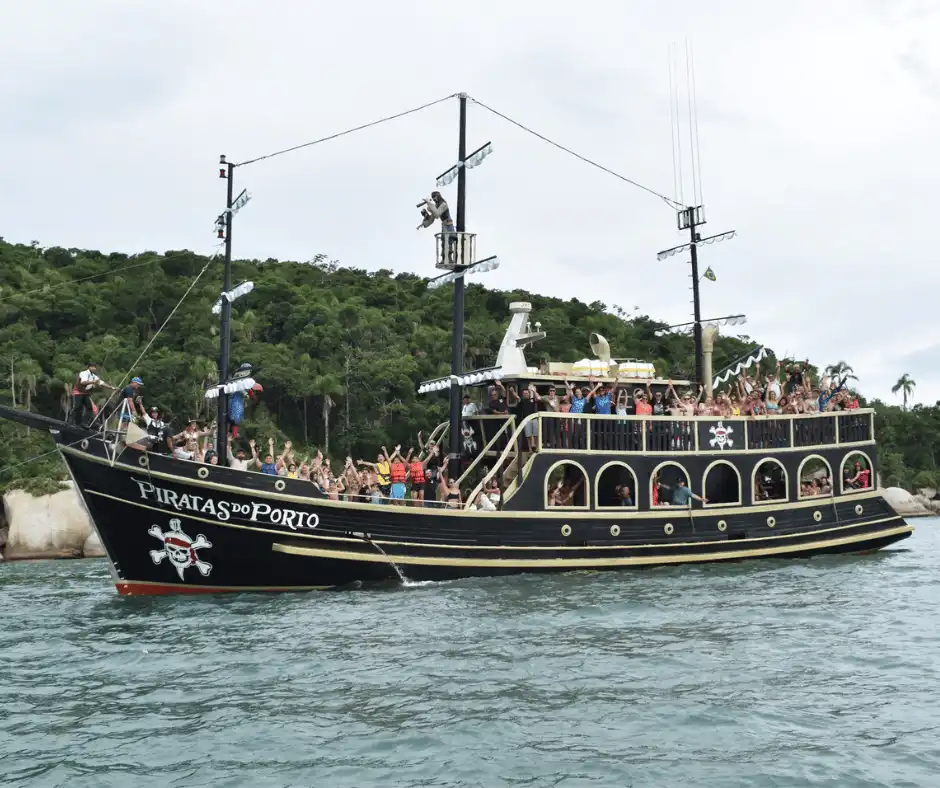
[2,521,939,787]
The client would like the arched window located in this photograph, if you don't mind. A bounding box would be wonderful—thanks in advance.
[752,458,789,504]
[703,460,742,506]
[545,460,589,509]
[595,461,639,509]
[650,461,691,507]
[797,454,833,499]
[840,451,874,493]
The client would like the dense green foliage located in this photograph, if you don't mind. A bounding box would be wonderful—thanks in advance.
[0,237,932,494]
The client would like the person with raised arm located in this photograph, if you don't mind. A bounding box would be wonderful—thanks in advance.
[656,476,707,507]
[227,436,258,471]
[386,444,408,506]
[358,450,391,502]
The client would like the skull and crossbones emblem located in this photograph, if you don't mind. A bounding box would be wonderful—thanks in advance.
[149,518,213,580]
[709,420,734,449]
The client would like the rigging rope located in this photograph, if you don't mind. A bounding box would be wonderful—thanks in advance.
[468,97,682,210]
[0,432,98,478]
[235,93,458,168]
[0,248,208,304]
[88,245,223,427]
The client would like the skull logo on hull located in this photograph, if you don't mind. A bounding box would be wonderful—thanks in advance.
[149,518,213,580]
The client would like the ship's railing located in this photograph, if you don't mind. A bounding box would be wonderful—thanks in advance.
[537,409,874,454]
[464,411,541,509]
[425,420,450,450]
[456,416,517,488]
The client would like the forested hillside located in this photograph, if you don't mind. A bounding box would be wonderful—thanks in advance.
[0,237,934,493]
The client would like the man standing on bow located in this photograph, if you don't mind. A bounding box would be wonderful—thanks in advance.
[68,362,118,427]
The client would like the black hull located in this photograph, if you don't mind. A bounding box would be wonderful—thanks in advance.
[43,430,912,596]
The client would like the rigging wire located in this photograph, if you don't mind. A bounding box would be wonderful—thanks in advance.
[88,245,223,427]
[667,47,680,207]
[0,248,211,304]
[235,93,459,168]
[685,39,698,207]
[0,435,90,478]
[689,40,705,208]
[468,97,682,210]
[672,44,685,206]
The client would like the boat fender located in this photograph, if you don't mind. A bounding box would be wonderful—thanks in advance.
[717,520,727,532]
[609,524,620,537]
[766,516,776,528]
[664,523,674,535]
[275,479,286,491]
[197,467,209,479]
[813,510,823,522]
[855,504,863,515]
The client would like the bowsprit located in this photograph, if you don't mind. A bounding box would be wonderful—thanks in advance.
[149,518,213,580]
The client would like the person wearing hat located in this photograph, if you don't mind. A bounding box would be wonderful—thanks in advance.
[227,364,263,438]
[68,362,118,427]
[172,417,213,461]
[119,377,145,423]
[141,406,173,453]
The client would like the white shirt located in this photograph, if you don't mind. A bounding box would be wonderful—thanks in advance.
[77,369,100,391]
[478,494,497,511]
[462,401,479,418]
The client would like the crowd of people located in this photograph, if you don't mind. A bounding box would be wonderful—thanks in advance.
[466,361,860,423]
[67,356,870,511]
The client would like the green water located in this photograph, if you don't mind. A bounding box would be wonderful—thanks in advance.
[1,521,938,787]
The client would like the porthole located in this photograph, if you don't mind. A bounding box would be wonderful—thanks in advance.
[275,479,287,492]
[664,523,674,536]
[610,524,621,537]
[561,524,572,537]
[854,504,863,515]
[138,455,149,468]
[813,510,823,522]
[767,516,776,528]
[197,467,209,479]
[80,439,89,450]
[717,520,727,532]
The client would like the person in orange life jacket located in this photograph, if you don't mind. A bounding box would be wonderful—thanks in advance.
[406,446,432,507]
[69,362,118,426]
[386,444,408,505]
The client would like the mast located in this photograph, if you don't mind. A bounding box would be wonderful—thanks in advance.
[687,207,704,387]
[217,157,235,453]
[657,205,735,390]
[448,94,468,480]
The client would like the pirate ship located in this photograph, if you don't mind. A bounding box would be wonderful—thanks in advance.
[0,94,912,594]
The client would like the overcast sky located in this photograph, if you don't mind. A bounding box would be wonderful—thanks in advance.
[2,0,938,405]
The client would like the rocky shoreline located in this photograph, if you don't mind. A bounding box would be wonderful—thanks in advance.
[0,483,104,561]
[0,485,936,562]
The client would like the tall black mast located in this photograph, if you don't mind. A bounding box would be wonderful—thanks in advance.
[657,205,735,389]
[217,157,235,453]
[687,207,704,387]
[447,95,468,480]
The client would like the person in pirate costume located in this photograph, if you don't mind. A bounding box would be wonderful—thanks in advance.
[172,418,214,461]
[68,362,119,427]
[226,363,263,438]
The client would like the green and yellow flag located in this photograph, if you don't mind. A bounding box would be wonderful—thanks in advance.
[704,267,717,282]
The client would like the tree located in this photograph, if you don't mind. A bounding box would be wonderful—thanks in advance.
[891,373,916,411]
[825,360,857,387]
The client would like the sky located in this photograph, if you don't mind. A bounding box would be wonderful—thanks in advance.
[2,0,939,405]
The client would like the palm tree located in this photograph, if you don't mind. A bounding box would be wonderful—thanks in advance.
[825,360,858,387]
[892,373,916,411]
